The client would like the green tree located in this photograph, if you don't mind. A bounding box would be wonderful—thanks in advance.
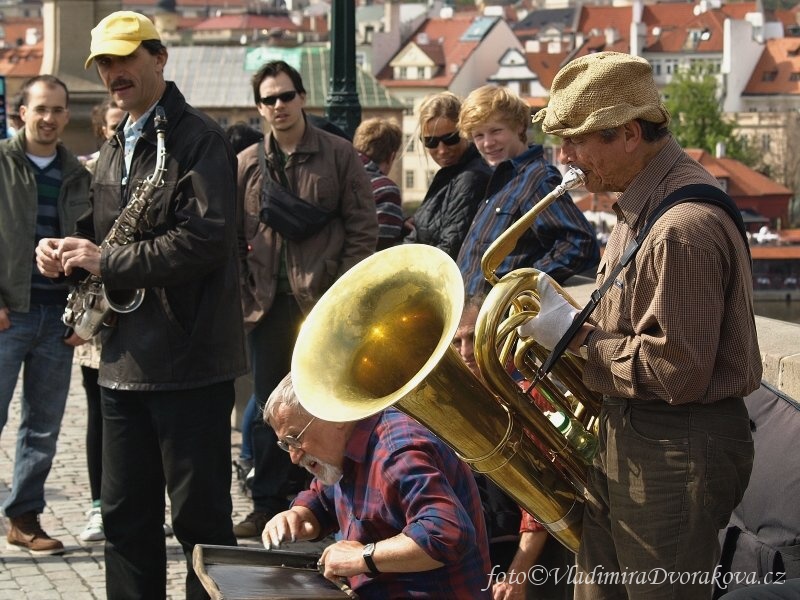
[664,63,758,166]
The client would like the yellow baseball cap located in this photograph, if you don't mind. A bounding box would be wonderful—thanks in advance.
[85,11,161,69]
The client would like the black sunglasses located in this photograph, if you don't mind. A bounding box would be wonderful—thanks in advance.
[422,131,461,149]
[259,90,298,106]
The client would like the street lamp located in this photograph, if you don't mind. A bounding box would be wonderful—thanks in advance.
[326,0,361,139]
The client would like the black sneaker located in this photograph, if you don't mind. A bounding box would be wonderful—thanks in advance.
[233,458,253,482]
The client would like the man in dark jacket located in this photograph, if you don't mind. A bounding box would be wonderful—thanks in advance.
[234,60,377,538]
[1,75,90,556]
[36,12,247,599]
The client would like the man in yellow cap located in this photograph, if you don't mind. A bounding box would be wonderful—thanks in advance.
[35,11,246,599]
[521,51,762,599]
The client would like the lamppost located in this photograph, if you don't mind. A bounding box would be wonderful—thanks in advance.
[326,0,361,139]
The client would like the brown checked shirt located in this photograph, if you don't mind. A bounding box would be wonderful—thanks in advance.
[583,137,762,404]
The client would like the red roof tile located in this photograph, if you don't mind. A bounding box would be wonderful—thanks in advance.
[378,15,481,89]
[194,13,299,32]
[750,245,800,259]
[743,37,800,96]
[525,50,570,89]
[685,148,792,196]
[0,42,43,78]
[576,5,632,41]
[0,17,44,47]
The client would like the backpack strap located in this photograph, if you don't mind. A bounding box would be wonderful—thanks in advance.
[538,184,749,378]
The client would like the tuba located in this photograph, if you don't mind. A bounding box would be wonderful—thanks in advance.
[292,167,597,553]
[63,107,168,340]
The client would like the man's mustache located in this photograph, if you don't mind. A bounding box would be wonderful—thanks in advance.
[110,78,133,91]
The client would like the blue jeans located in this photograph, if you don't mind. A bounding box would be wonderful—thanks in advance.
[0,305,73,517]
[240,393,257,461]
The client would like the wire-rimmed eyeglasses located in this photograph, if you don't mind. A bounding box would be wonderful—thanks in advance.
[276,416,316,452]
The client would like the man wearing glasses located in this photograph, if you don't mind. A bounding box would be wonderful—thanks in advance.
[455,85,600,295]
[261,373,492,599]
[235,60,377,539]
[1,75,90,555]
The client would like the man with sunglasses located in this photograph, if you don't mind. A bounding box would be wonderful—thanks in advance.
[235,60,377,539]
[261,373,492,599]
[456,85,600,296]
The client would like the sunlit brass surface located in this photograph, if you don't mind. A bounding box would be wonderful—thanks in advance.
[481,166,587,286]
[292,245,583,552]
[473,166,605,553]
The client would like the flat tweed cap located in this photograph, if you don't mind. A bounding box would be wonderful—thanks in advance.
[533,52,670,137]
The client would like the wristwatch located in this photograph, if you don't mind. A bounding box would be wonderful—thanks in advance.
[362,542,380,575]
[579,329,595,360]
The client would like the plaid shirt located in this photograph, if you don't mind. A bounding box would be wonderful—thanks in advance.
[456,145,600,296]
[584,137,762,403]
[293,408,492,599]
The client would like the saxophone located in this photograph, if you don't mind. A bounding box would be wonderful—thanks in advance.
[63,107,168,340]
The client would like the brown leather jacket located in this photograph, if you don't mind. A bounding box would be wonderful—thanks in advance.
[237,118,377,327]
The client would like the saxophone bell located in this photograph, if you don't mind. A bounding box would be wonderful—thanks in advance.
[103,287,145,314]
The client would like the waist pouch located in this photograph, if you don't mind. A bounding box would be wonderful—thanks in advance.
[259,178,335,241]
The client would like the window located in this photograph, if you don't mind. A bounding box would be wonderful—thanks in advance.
[762,71,777,82]
[404,134,415,153]
[519,81,530,96]
[405,170,415,189]
[790,72,800,82]
[665,59,679,75]
[248,117,262,131]
[761,133,771,152]
[399,66,407,80]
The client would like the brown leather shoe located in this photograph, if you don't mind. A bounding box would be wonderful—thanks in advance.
[232,511,269,538]
[6,512,65,556]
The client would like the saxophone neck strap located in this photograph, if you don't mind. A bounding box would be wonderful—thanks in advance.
[538,184,749,378]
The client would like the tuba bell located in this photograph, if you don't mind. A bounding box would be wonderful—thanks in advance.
[292,243,593,552]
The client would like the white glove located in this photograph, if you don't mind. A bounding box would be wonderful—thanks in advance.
[516,274,577,350]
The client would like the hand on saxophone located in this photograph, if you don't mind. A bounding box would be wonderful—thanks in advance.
[516,273,577,351]
[58,237,102,277]
[35,238,66,278]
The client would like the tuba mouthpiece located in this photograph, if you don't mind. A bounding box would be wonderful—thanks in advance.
[561,166,586,191]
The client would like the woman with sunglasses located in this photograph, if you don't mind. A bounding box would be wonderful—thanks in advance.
[403,92,491,258]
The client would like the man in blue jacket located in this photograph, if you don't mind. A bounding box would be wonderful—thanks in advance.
[456,85,600,295]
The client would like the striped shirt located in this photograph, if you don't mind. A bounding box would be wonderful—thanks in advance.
[358,152,403,250]
[584,137,762,404]
[456,145,600,296]
[293,408,492,599]
[29,154,68,305]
